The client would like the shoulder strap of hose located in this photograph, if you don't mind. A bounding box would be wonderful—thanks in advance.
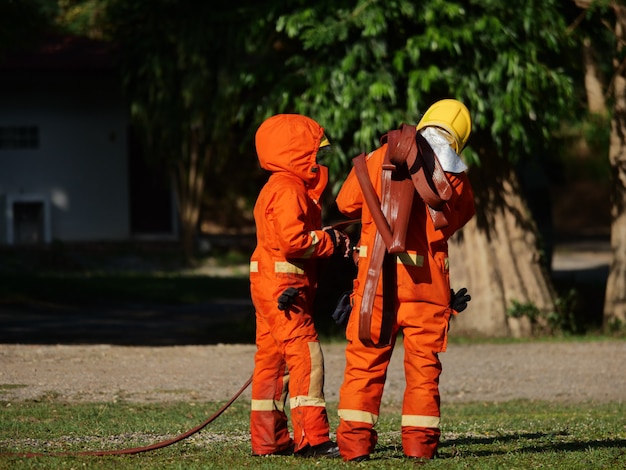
[352,126,416,347]
[351,124,455,347]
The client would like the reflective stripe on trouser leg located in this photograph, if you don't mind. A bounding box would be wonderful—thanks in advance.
[337,409,379,461]
[250,315,292,455]
[285,340,331,451]
[337,301,396,461]
[399,305,445,459]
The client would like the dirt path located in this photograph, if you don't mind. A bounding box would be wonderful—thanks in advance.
[1,340,624,404]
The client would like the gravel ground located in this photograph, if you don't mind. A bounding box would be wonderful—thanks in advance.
[1,340,624,404]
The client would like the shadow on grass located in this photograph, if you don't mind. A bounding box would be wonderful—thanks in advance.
[441,433,626,457]
[0,298,349,346]
[0,300,258,346]
[372,434,626,459]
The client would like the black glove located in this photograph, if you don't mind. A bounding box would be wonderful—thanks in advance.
[450,287,471,313]
[332,291,352,326]
[323,227,351,258]
[278,287,300,311]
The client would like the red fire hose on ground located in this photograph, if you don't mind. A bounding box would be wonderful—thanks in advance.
[2,375,252,458]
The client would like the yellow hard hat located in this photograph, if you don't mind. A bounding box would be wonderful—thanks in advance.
[416,99,472,152]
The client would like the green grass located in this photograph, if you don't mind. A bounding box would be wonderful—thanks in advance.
[0,272,251,307]
[1,400,624,469]
[0,244,252,307]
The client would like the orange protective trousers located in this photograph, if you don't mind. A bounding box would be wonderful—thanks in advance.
[250,293,331,455]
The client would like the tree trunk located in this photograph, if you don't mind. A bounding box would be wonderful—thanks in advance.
[174,127,211,262]
[582,37,607,115]
[448,153,557,338]
[604,4,626,331]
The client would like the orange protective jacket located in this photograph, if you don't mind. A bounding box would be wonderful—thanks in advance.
[336,141,476,349]
[249,114,337,455]
[250,114,337,309]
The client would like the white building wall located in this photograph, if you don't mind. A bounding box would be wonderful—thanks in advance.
[0,74,130,244]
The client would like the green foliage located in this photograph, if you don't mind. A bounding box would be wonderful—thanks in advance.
[507,299,542,322]
[547,288,581,334]
[507,290,584,336]
[267,0,578,185]
[607,317,625,334]
[1,400,624,469]
[54,0,105,37]
[582,113,611,157]
[102,0,247,161]
[557,112,611,181]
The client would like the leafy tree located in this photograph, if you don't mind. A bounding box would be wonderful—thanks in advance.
[102,0,272,261]
[573,0,626,332]
[572,0,626,332]
[261,0,580,336]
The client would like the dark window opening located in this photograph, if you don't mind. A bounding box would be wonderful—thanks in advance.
[128,126,174,234]
[0,126,39,149]
[13,201,44,244]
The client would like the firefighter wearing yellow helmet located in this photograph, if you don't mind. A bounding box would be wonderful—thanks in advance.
[334,99,476,462]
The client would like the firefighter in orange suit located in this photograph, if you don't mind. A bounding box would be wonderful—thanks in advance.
[335,99,476,462]
[249,114,349,458]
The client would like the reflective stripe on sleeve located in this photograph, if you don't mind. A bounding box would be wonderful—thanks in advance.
[274,261,305,274]
[302,231,319,258]
[251,261,306,274]
[338,408,379,425]
[401,414,441,428]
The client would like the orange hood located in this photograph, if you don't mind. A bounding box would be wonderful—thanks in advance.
[255,114,326,185]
